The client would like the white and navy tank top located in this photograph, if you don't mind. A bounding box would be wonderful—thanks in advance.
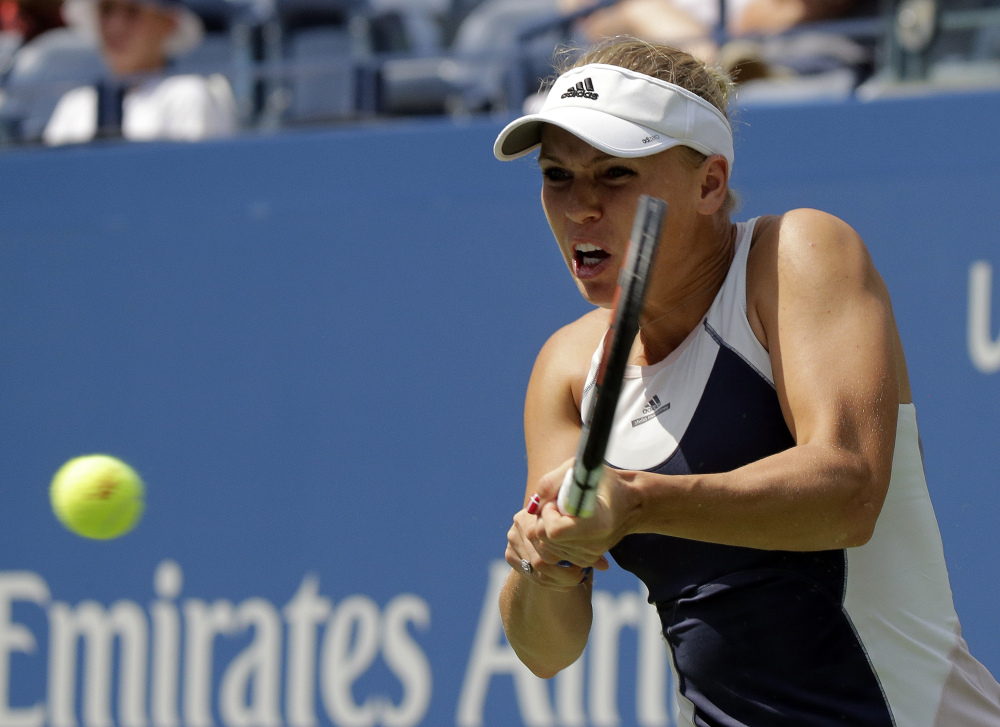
[581,219,1000,727]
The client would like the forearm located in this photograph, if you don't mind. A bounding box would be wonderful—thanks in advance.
[734,0,859,34]
[579,0,708,45]
[625,441,889,551]
[499,571,592,678]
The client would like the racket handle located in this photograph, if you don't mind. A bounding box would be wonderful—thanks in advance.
[557,463,602,518]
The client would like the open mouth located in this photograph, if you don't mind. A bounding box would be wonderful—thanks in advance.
[573,242,612,278]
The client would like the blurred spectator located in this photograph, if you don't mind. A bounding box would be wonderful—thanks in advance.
[0,0,64,75]
[558,0,861,66]
[42,0,235,145]
[1,0,64,42]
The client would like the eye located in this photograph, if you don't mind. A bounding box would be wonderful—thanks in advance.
[603,165,636,181]
[542,166,572,183]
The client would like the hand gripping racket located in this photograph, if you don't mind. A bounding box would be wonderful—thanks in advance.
[557,195,667,517]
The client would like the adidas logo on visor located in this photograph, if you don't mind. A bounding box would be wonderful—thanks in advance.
[561,77,598,100]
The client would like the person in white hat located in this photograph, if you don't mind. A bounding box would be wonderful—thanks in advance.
[499,37,1000,727]
[42,0,235,144]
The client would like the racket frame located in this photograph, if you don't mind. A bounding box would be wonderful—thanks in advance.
[559,195,667,517]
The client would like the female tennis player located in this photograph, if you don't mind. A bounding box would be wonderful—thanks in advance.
[496,38,1000,726]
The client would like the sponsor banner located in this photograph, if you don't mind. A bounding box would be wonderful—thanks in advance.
[1,90,1000,725]
[0,562,672,727]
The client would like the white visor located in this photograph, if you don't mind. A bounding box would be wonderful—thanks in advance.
[494,64,734,175]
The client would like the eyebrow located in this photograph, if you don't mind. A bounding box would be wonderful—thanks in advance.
[537,150,616,167]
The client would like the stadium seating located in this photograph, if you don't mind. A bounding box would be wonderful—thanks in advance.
[379,0,564,116]
[2,0,1000,145]
[0,27,103,143]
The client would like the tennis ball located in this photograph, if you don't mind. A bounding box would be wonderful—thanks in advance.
[50,455,145,540]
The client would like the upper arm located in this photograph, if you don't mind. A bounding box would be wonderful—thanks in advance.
[756,210,899,503]
[523,313,606,506]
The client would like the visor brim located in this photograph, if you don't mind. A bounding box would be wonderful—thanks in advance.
[494,106,690,161]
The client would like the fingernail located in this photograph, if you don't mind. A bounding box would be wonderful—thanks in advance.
[579,568,592,585]
[557,560,572,568]
[526,493,541,515]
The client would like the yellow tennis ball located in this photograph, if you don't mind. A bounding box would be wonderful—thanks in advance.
[50,455,145,540]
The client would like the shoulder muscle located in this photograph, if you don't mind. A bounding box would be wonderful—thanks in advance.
[752,209,885,331]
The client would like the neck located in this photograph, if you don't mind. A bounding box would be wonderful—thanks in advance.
[634,219,738,366]
[107,56,168,78]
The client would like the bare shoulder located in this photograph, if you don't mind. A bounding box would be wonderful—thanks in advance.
[543,307,611,356]
[531,308,611,404]
[535,308,611,380]
[753,209,873,280]
[748,210,882,334]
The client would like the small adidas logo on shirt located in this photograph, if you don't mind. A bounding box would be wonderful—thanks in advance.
[561,78,599,100]
[631,395,670,427]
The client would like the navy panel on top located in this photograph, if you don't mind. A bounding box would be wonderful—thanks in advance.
[609,340,894,726]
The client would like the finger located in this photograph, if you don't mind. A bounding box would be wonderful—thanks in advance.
[524,529,608,574]
[533,531,606,569]
[506,548,592,590]
[526,515,576,564]
[538,500,579,541]
[533,539,584,566]
[516,523,596,582]
[507,517,540,566]
[535,502,611,568]
[506,534,545,580]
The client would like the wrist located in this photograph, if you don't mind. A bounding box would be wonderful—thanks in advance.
[521,569,592,595]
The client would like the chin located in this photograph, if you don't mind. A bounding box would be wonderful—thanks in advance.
[104,57,134,75]
[104,52,163,76]
[576,280,616,309]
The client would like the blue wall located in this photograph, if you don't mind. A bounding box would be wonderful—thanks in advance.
[1,90,999,727]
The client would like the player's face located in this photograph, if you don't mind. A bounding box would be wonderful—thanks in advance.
[538,125,705,308]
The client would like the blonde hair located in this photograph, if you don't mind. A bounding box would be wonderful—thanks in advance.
[553,38,739,215]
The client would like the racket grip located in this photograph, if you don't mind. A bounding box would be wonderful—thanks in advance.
[557,465,600,518]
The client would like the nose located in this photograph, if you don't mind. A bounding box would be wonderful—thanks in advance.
[565,179,601,225]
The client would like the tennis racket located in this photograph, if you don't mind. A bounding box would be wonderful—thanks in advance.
[556,195,667,517]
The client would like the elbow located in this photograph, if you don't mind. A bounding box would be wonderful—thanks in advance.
[528,663,561,680]
[839,471,889,548]
[844,504,881,547]
[826,515,876,550]
[842,521,876,549]
[511,643,582,680]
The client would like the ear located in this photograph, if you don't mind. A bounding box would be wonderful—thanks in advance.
[696,155,730,215]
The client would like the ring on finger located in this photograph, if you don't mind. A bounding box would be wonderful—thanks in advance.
[520,559,533,574]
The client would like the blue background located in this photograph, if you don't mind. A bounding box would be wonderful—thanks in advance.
[1,89,1000,727]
